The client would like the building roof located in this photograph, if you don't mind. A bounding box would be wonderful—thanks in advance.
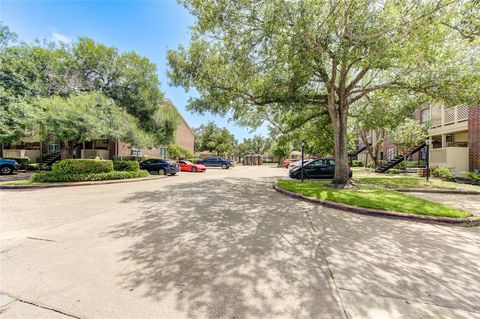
[161,99,195,136]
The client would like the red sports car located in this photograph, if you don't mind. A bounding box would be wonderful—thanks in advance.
[178,160,206,172]
[282,159,295,168]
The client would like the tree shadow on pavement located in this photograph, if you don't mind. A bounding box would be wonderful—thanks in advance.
[103,176,480,318]
[104,176,345,318]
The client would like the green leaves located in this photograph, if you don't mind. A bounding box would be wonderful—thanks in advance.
[390,119,428,154]
[194,122,235,156]
[0,30,177,146]
[34,92,133,144]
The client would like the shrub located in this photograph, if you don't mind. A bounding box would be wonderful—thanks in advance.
[31,170,149,183]
[465,171,480,180]
[433,166,455,181]
[113,160,139,172]
[5,157,30,169]
[167,144,194,160]
[52,159,113,174]
[387,169,403,174]
[351,160,364,167]
[112,156,150,162]
[394,160,426,170]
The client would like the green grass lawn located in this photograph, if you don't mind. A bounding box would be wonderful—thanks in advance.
[277,179,472,218]
[0,179,35,185]
[350,168,480,191]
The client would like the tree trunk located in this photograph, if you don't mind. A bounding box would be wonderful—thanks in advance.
[60,141,75,160]
[329,104,351,188]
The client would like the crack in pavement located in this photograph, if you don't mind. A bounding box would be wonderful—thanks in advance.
[0,292,81,319]
[337,286,480,315]
[303,210,350,319]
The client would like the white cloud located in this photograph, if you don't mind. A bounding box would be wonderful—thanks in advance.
[50,29,71,43]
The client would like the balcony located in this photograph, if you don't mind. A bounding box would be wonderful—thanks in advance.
[430,147,469,176]
[429,104,469,135]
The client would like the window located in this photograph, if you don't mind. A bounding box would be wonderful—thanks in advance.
[159,147,167,159]
[308,160,324,168]
[420,109,429,124]
[420,148,427,160]
[386,147,395,161]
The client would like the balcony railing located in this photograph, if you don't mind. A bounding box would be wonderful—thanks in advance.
[430,104,469,128]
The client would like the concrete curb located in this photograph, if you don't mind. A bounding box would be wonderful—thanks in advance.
[0,175,167,190]
[273,183,480,227]
[394,188,480,195]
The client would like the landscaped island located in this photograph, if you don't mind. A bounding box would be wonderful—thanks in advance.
[1,159,150,186]
[277,179,472,219]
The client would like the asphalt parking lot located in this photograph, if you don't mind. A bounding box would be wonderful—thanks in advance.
[1,166,479,318]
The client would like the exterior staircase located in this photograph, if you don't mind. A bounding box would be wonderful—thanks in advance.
[40,152,61,167]
[375,142,426,173]
[349,143,371,159]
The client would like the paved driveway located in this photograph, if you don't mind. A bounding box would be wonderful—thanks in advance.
[1,166,479,319]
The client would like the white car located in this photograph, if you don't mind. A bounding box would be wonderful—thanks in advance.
[288,159,314,173]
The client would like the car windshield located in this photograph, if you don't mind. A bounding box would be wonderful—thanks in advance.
[182,160,192,164]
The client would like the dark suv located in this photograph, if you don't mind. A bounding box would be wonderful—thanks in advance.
[139,159,179,175]
[289,158,352,179]
[195,157,234,169]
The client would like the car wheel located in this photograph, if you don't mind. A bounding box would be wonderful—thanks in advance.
[191,167,197,172]
[221,164,228,169]
[1,165,13,175]
[158,168,166,175]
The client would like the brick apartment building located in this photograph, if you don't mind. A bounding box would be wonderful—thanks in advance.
[357,104,480,175]
[1,99,195,162]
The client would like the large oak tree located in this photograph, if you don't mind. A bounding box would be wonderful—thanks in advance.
[168,0,479,187]
[1,29,178,158]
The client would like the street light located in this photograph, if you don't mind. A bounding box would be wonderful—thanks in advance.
[301,141,306,182]
[425,139,430,182]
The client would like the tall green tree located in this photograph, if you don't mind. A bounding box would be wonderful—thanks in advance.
[390,119,428,173]
[34,92,137,159]
[194,122,235,156]
[168,0,479,187]
[350,91,424,168]
[0,31,178,154]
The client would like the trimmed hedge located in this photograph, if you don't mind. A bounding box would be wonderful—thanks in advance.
[113,160,140,172]
[31,170,149,183]
[52,159,113,174]
[351,160,364,167]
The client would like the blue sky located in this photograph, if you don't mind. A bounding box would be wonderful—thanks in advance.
[0,0,268,141]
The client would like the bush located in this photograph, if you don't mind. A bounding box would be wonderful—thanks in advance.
[32,170,149,183]
[387,169,403,174]
[351,160,364,167]
[465,171,480,180]
[394,160,426,170]
[113,160,139,172]
[4,157,30,169]
[112,156,150,162]
[167,144,194,160]
[433,166,455,181]
[52,159,113,174]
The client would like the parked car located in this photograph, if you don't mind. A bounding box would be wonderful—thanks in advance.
[139,159,179,175]
[288,159,314,173]
[195,157,234,169]
[282,159,296,168]
[0,158,18,175]
[289,158,353,179]
[178,160,206,172]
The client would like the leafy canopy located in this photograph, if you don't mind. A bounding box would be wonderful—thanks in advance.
[0,29,177,146]
[168,0,479,185]
[194,122,236,156]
